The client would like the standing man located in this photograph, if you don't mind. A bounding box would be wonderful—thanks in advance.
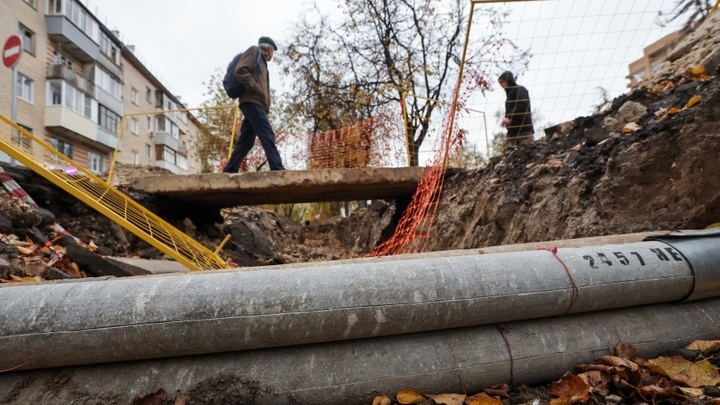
[223,37,286,173]
[499,71,534,149]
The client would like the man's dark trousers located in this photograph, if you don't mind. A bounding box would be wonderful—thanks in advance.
[223,103,285,172]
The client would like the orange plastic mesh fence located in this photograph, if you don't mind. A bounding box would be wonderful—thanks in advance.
[370,6,505,256]
[307,118,376,169]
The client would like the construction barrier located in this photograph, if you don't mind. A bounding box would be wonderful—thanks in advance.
[0,113,228,271]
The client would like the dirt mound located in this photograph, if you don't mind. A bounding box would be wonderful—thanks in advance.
[423,75,720,251]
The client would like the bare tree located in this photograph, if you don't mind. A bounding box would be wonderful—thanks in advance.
[282,0,528,166]
[657,0,714,29]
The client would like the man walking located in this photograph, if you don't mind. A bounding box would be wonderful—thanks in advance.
[223,36,286,173]
[499,71,534,149]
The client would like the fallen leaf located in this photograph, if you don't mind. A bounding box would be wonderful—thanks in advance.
[570,143,582,152]
[577,363,615,373]
[621,122,641,133]
[647,356,720,388]
[132,388,167,405]
[429,393,466,405]
[481,383,510,399]
[579,371,611,396]
[678,387,705,398]
[549,395,581,405]
[52,258,82,278]
[23,257,48,277]
[659,107,681,120]
[614,342,638,360]
[397,389,426,404]
[467,394,503,405]
[174,390,188,405]
[373,395,392,405]
[687,66,707,78]
[550,372,591,402]
[636,384,685,401]
[685,95,702,109]
[595,356,639,371]
[686,340,720,356]
[17,246,36,255]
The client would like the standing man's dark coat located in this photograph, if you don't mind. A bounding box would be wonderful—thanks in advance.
[499,71,534,146]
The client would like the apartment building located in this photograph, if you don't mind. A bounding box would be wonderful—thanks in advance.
[0,0,201,175]
[627,28,688,88]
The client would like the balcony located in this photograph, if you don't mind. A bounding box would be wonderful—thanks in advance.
[45,105,98,144]
[154,131,179,151]
[47,64,94,95]
[45,15,99,63]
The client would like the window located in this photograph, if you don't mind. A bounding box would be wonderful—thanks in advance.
[63,83,91,117]
[131,88,138,105]
[100,31,120,65]
[12,125,33,151]
[156,116,166,132]
[18,25,35,55]
[145,87,151,102]
[177,154,188,170]
[52,50,73,69]
[23,0,36,8]
[163,147,176,164]
[49,81,92,118]
[145,144,151,158]
[95,67,121,100]
[51,138,73,158]
[88,152,105,173]
[156,145,176,164]
[131,151,139,165]
[131,118,138,135]
[16,73,33,103]
[65,0,97,41]
[99,105,120,134]
[146,115,152,131]
[48,0,62,14]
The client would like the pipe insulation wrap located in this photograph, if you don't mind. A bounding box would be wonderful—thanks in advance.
[1,297,719,405]
[0,236,716,371]
[644,228,720,301]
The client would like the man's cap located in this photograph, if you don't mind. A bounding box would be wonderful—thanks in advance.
[258,36,277,51]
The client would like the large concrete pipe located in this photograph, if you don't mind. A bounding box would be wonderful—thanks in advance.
[1,297,719,405]
[0,229,717,371]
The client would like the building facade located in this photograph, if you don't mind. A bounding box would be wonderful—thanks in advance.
[0,0,201,175]
[627,29,688,88]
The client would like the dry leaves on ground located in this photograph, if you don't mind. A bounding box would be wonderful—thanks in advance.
[367,340,720,405]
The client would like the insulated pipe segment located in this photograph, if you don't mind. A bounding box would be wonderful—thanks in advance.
[0,236,717,371]
[1,297,719,405]
[644,228,720,301]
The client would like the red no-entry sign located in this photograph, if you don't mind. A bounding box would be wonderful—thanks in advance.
[3,35,22,69]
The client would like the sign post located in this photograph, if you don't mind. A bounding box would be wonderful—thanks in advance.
[4,35,23,166]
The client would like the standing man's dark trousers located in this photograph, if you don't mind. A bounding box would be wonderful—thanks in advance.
[223,103,285,173]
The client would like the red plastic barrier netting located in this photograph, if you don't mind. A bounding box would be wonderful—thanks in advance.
[307,118,378,169]
[370,57,496,256]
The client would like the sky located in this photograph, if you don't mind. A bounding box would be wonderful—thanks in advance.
[83,0,688,162]
[84,0,337,108]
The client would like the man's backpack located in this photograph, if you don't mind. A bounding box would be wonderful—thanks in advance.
[223,48,263,99]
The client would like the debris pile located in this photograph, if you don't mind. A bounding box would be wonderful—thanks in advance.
[641,10,720,88]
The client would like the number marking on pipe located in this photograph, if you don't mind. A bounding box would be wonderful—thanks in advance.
[582,248,682,269]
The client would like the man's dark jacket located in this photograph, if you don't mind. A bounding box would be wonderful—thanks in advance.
[234,46,271,112]
[502,72,533,137]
